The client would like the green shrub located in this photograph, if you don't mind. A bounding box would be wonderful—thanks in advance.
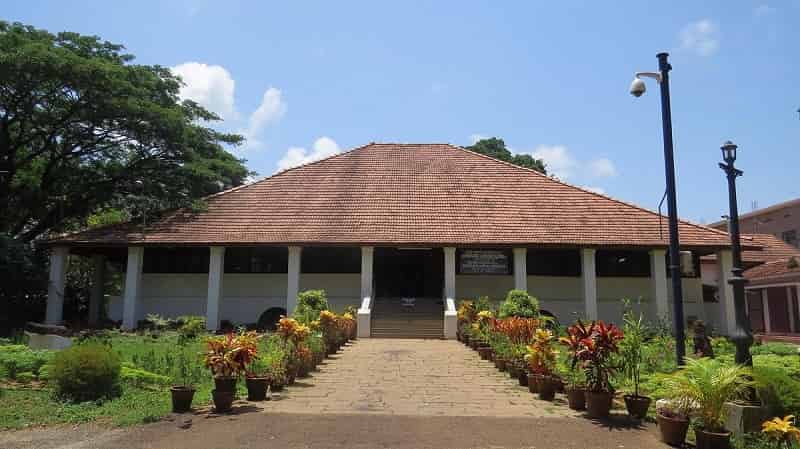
[120,365,171,387]
[498,290,539,318]
[0,345,52,379]
[51,343,121,402]
[754,365,800,417]
[294,290,329,323]
[751,342,799,357]
[473,296,493,312]
[177,316,206,340]
[15,372,35,383]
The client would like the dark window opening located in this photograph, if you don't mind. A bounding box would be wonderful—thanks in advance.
[143,247,209,273]
[527,249,581,276]
[225,247,288,273]
[301,247,360,273]
[596,250,650,277]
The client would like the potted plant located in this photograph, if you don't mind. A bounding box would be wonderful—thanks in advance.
[245,355,270,401]
[203,331,259,412]
[524,328,559,401]
[619,304,652,419]
[762,415,800,449]
[560,321,593,411]
[170,334,198,413]
[577,320,624,419]
[656,400,692,447]
[664,358,753,449]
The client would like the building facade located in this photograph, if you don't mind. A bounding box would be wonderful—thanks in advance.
[46,143,741,338]
[710,198,800,248]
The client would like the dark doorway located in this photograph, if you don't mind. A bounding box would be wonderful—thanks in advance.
[374,248,444,298]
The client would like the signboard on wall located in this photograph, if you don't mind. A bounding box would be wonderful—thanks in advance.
[459,250,510,274]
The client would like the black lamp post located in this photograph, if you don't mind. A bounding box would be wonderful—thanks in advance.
[718,140,754,366]
[630,52,687,365]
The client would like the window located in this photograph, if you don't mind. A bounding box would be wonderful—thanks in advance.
[301,247,360,273]
[526,249,581,276]
[596,250,650,277]
[225,247,287,273]
[143,247,209,273]
[782,230,798,248]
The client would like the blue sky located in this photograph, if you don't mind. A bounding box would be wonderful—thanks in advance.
[5,1,799,223]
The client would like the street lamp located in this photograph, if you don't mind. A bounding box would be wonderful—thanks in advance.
[718,140,754,366]
[630,52,687,365]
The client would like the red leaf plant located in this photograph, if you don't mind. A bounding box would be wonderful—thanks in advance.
[560,320,623,393]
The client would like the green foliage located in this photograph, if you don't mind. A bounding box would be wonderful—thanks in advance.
[120,365,170,387]
[498,290,540,318]
[732,433,787,449]
[753,365,800,417]
[473,296,494,313]
[662,358,754,432]
[51,343,121,402]
[466,138,547,174]
[177,316,206,340]
[294,290,329,323]
[751,342,800,357]
[0,345,52,379]
[620,300,649,397]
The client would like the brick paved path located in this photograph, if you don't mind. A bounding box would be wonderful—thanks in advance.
[270,339,577,417]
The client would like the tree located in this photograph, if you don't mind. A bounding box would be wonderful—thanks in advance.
[0,21,252,243]
[466,137,547,174]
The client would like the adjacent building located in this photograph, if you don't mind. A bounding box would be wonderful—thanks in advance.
[710,198,800,248]
[45,143,742,338]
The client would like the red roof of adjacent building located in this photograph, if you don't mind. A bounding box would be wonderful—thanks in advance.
[701,233,800,267]
[48,143,734,249]
[745,257,800,286]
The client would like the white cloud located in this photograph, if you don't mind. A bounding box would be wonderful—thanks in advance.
[587,158,617,178]
[468,134,486,144]
[171,62,236,119]
[679,19,720,56]
[530,145,576,179]
[754,4,776,17]
[277,137,341,171]
[240,87,286,149]
[583,186,606,195]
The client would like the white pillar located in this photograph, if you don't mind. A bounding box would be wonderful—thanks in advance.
[581,248,598,320]
[287,246,302,315]
[762,288,772,334]
[513,247,527,291]
[358,246,374,338]
[88,254,105,326]
[716,249,737,335]
[206,247,225,331]
[649,249,669,321]
[122,247,144,330]
[45,246,69,324]
[443,247,457,339]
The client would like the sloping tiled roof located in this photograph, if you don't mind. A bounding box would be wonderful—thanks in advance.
[49,143,734,248]
[701,233,800,266]
[745,257,800,286]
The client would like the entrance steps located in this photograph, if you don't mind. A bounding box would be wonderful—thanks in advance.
[370,297,444,339]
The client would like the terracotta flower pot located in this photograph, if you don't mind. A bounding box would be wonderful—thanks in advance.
[170,386,195,413]
[624,394,652,420]
[656,413,689,447]
[245,377,269,401]
[538,376,558,401]
[214,376,237,393]
[585,391,613,419]
[212,389,234,413]
[495,358,507,371]
[478,347,492,360]
[566,387,586,410]
[507,364,520,379]
[695,428,732,449]
[518,368,529,386]
[527,373,540,393]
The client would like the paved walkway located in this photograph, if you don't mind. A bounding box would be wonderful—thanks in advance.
[272,338,575,417]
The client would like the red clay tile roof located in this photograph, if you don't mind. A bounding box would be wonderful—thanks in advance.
[745,257,800,286]
[49,143,734,249]
[701,233,800,266]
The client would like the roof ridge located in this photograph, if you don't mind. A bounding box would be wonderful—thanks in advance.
[448,143,732,240]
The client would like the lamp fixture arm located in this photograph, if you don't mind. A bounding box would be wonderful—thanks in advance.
[635,71,663,83]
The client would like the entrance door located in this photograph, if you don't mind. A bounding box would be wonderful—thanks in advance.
[767,287,791,333]
[374,248,444,298]
[747,290,765,333]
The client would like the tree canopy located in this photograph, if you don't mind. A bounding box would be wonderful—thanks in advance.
[466,137,547,174]
[0,21,251,243]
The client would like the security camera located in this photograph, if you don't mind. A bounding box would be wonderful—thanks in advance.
[629,78,646,97]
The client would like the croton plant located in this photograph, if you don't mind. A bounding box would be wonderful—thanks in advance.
[203,331,260,378]
[560,320,624,393]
